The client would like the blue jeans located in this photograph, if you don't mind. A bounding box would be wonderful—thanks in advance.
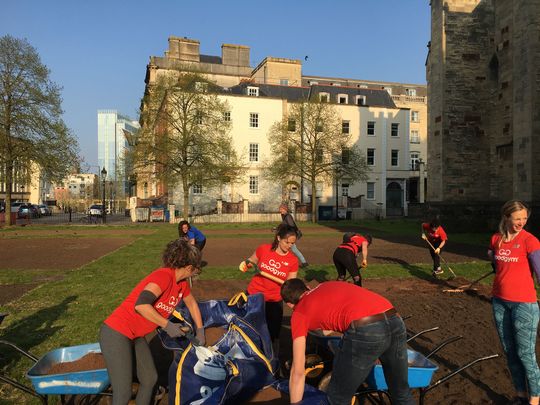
[492,297,540,396]
[291,243,307,264]
[327,314,413,405]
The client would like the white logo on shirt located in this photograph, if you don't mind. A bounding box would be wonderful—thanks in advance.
[495,248,518,263]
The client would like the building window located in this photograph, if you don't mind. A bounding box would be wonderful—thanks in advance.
[367,121,375,136]
[192,184,202,194]
[249,113,259,128]
[195,111,203,125]
[223,111,231,122]
[391,150,399,166]
[280,79,289,86]
[367,148,375,166]
[342,183,349,196]
[338,94,348,104]
[383,86,392,95]
[342,121,350,134]
[288,147,296,162]
[249,143,259,162]
[249,176,259,194]
[247,86,259,96]
[391,123,399,137]
[411,111,419,122]
[410,130,420,143]
[341,148,350,164]
[316,148,323,163]
[410,152,420,170]
[406,88,417,96]
[356,95,366,105]
[367,182,375,199]
[315,120,323,133]
[316,182,323,196]
[319,93,329,103]
[288,119,296,132]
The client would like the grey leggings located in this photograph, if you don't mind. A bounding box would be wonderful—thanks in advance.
[99,323,157,405]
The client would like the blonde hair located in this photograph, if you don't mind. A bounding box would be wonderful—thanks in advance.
[498,200,530,245]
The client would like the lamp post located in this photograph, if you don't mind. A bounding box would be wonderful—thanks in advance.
[101,167,107,224]
[20,185,25,202]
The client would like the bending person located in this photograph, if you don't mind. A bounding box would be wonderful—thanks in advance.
[421,217,447,276]
[99,239,205,405]
[332,233,372,286]
[282,279,413,405]
[178,220,206,251]
[488,200,540,405]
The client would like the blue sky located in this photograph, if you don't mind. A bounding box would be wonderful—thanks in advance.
[2,1,430,170]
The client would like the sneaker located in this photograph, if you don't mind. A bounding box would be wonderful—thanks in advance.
[300,262,309,268]
[433,267,444,275]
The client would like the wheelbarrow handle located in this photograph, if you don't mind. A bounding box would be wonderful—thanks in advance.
[0,340,39,362]
[406,327,439,343]
[425,335,463,359]
[0,374,47,405]
[419,354,499,402]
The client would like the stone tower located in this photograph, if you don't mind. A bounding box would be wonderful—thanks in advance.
[427,0,540,206]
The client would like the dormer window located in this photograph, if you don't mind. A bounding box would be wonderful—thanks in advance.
[319,92,329,103]
[356,95,366,106]
[337,94,348,104]
[406,88,417,96]
[247,86,259,97]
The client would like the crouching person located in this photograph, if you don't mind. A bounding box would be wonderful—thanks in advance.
[282,279,413,405]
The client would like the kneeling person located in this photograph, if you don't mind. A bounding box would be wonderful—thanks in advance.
[282,279,413,405]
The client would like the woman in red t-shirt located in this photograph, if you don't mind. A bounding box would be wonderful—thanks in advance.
[488,200,540,405]
[99,239,204,405]
[239,224,299,348]
[421,217,448,276]
[332,233,372,286]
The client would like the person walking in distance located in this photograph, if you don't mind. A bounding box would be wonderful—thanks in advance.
[278,203,308,268]
[282,279,413,405]
[99,239,205,405]
[488,200,540,405]
[421,217,448,276]
[239,224,299,356]
[332,232,372,286]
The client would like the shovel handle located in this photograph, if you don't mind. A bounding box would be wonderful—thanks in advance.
[251,262,285,285]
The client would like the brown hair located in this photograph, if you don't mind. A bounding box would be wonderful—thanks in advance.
[271,224,298,250]
[498,200,530,244]
[281,279,309,304]
[162,239,202,270]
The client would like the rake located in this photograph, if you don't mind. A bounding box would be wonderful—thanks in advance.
[443,270,494,293]
[422,237,457,279]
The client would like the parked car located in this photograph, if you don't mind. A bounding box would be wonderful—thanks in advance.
[10,202,24,213]
[17,203,40,219]
[88,204,104,217]
[37,204,52,216]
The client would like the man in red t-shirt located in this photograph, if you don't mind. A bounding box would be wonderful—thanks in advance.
[332,233,372,286]
[421,217,448,276]
[281,279,412,405]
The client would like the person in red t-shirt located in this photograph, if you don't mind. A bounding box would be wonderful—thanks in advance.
[332,233,372,286]
[421,217,448,276]
[99,239,205,405]
[282,279,412,405]
[239,224,299,350]
[488,200,540,405]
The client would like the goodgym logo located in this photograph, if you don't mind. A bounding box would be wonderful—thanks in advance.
[495,248,518,263]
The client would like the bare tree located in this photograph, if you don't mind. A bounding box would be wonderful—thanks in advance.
[266,99,369,222]
[128,71,244,218]
[0,35,79,225]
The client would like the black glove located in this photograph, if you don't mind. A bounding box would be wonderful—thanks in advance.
[196,327,206,346]
[164,321,186,338]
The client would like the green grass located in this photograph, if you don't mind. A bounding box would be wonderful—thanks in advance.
[0,221,494,404]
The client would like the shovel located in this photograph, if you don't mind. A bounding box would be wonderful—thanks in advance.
[244,260,285,285]
[422,237,457,279]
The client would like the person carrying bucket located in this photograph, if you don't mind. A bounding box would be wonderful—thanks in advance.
[421,217,448,276]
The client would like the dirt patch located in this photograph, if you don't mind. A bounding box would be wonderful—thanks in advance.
[0,237,133,270]
[45,353,105,375]
[0,283,39,305]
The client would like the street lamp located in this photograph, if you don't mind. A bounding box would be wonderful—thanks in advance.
[101,167,107,224]
[20,185,25,202]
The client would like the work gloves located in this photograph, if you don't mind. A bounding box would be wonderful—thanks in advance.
[164,321,186,338]
[239,260,253,273]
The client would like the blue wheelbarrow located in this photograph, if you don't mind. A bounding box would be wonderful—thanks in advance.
[0,314,111,404]
[304,321,498,404]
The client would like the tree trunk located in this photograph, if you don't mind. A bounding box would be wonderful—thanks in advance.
[311,178,317,223]
[5,165,14,226]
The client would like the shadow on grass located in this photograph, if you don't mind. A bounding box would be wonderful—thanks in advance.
[0,295,77,371]
[303,268,332,283]
[371,255,433,282]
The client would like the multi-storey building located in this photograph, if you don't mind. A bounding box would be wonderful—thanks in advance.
[142,37,427,219]
[97,110,140,198]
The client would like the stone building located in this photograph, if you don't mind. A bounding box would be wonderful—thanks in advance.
[427,0,540,218]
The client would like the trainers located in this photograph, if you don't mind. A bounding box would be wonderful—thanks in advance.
[433,267,444,275]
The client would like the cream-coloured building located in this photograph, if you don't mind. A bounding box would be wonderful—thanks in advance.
[142,37,427,219]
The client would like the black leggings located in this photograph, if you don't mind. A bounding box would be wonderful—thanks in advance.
[333,247,362,285]
[428,246,441,270]
[99,324,157,405]
[265,300,284,343]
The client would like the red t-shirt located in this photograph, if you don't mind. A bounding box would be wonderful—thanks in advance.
[290,281,393,340]
[104,267,191,339]
[247,244,299,302]
[422,223,448,244]
[490,230,540,303]
[339,235,367,255]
